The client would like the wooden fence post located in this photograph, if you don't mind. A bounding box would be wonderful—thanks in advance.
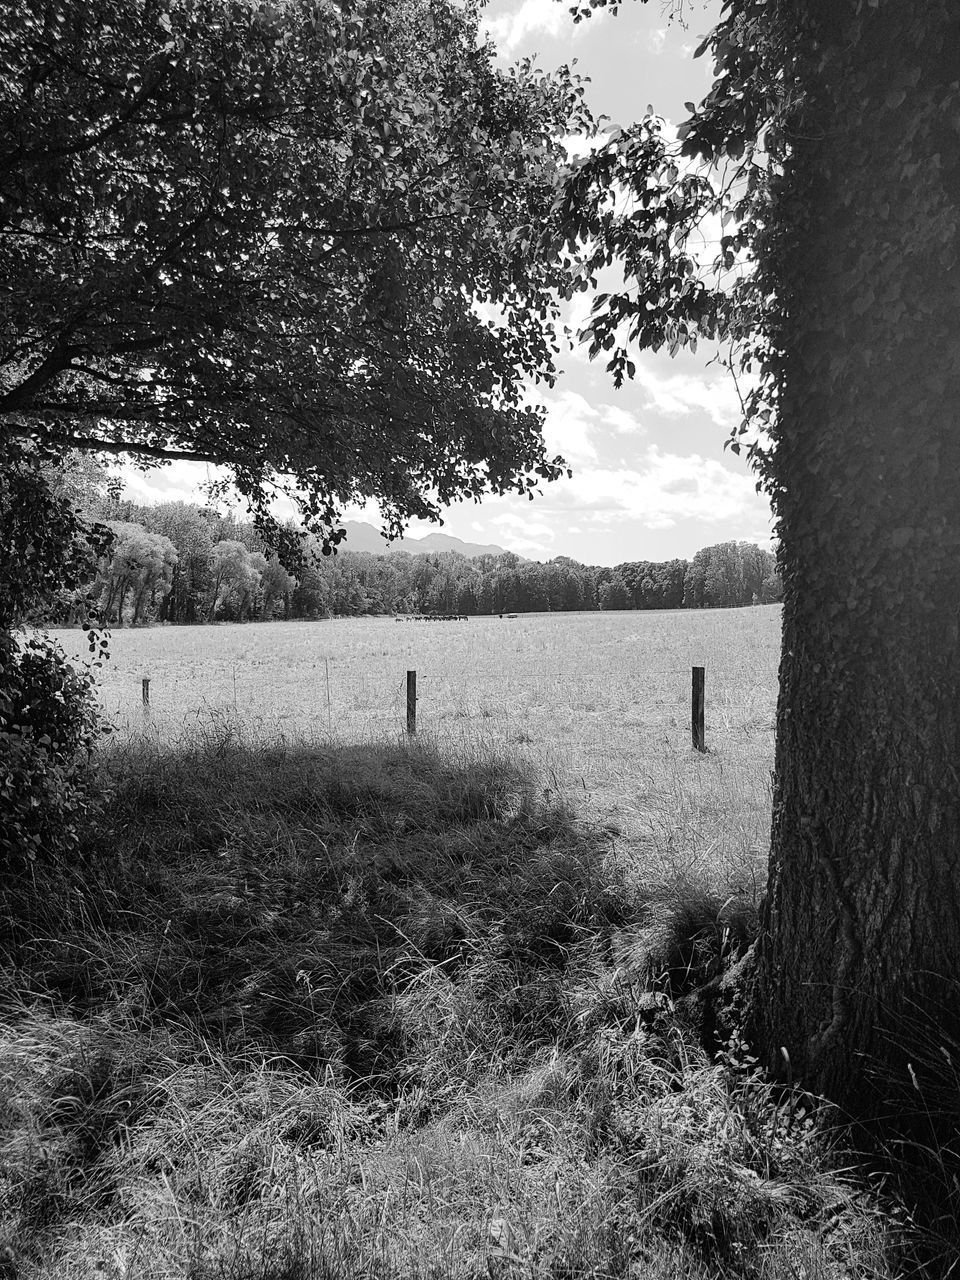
[692,666,705,752]
[325,658,332,736]
[142,676,151,714]
[406,670,417,735]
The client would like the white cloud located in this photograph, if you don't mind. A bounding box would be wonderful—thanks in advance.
[744,520,778,550]
[526,386,646,468]
[562,287,597,351]
[647,27,667,54]
[598,403,644,435]
[488,511,556,558]
[482,0,604,55]
[559,323,744,432]
[531,444,763,531]
[562,132,603,162]
[540,389,600,465]
[631,362,744,429]
[118,459,215,506]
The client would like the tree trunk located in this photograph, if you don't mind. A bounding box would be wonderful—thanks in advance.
[132,582,149,625]
[116,581,131,627]
[101,581,118,625]
[753,1,960,1124]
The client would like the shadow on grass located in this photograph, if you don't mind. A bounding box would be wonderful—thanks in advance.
[4,735,648,1081]
[0,732,906,1280]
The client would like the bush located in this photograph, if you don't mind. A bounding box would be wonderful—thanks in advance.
[0,441,111,870]
[0,630,105,868]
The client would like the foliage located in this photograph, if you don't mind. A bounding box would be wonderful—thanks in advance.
[143,501,216,623]
[97,521,177,626]
[0,631,105,869]
[40,451,122,525]
[0,442,109,868]
[0,442,112,629]
[0,0,592,550]
[258,554,296,619]
[613,556,687,610]
[205,539,261,622]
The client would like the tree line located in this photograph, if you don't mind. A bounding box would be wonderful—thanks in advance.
[59,486,781,626]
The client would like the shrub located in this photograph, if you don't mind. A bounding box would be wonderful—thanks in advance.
[0,630,105,869]
[0,441,111,871]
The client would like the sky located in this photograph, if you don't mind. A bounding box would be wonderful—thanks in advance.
[121,0,775,567]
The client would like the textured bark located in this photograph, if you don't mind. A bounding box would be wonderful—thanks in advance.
[753,2,960,1120]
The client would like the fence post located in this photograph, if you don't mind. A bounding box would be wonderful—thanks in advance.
[142,676,151,715]
[325,658,332,736]
[406,670,417,735]
[691,666,705,752]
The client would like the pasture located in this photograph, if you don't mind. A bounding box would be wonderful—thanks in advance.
[54,606,781,882]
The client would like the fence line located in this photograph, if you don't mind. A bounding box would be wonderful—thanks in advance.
[131,665,710,749]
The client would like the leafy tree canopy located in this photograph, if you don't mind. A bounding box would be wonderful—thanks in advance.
[1,0,591,553]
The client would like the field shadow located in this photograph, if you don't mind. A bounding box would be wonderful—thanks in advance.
[4,736,656,1080]
[0,733,911,1279]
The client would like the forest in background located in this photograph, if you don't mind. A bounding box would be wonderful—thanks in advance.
[49,457,782,626]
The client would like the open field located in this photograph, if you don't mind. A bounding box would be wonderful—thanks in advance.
[52,607,781,885]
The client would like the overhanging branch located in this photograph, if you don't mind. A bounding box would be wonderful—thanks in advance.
[3,422,224,466]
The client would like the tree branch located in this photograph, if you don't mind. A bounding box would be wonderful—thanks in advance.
[8,425,224,465]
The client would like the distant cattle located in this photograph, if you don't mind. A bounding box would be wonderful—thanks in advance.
[396,614,469,622]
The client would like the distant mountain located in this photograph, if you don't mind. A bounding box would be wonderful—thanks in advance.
[338,520,395,554]
[401,531,508,558]
[339,520,507,560]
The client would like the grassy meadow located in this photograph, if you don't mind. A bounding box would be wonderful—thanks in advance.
[52,607,781,882]
[1,607,930,1278]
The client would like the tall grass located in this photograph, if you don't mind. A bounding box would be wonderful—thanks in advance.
[0,726,904,1279]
